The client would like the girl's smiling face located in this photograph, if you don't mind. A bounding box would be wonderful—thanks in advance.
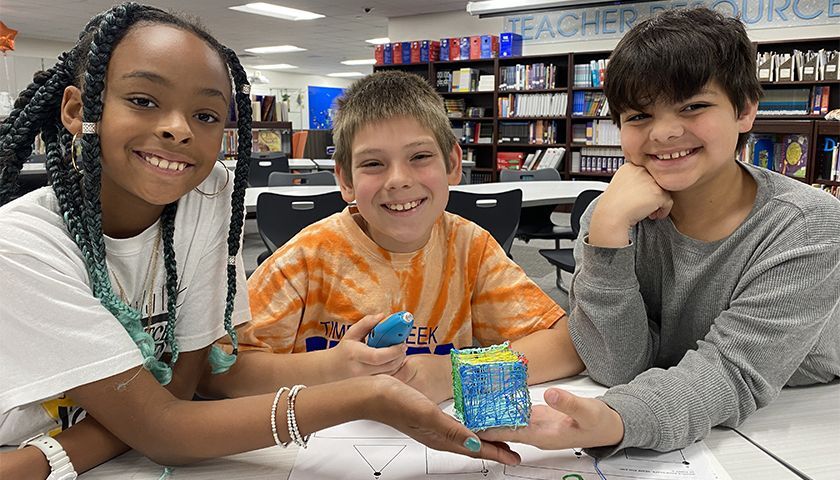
[62,23,231,235]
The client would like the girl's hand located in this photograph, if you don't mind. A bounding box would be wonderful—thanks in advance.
[589,163,673,248]
[477,388,624,451]
[367,375,521,466]
[327,314,407,380]
[392,354,453,403]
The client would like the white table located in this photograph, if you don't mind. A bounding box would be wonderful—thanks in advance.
[726,381,840,480]
[76,376,836,479]
[244,180,609,213]
[222,158,317,171]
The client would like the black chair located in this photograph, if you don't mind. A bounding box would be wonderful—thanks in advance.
[255,191,346,265]
[267,171,336,186]
[446,189,522,256]
[539,189,603,291]
[248,152,289,187]
[499,168,574,249]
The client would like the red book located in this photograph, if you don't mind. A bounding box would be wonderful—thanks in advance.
[449,37,460,61]
[374,44,384,65]
[392,42,403,64]
[410,41,421,63]
[470,36,481,59]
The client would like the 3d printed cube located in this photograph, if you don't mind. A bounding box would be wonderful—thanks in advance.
[451,342,530,431]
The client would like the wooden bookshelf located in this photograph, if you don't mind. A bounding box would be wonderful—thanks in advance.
[374,36,839,184]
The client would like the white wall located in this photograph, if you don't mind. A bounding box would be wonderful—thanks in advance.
[389,11,503,42]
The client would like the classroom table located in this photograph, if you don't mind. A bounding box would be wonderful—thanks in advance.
[222,158,318,171]
[74,376,834,479]
[723,381,840,480]
[243,180,609,213]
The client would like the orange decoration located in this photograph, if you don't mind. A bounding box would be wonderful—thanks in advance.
[0,21,18,53]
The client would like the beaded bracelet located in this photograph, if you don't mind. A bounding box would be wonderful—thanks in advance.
[270,387,290,447]
[286,384,311,448]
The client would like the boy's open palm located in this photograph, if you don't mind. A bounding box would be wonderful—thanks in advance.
[328,314,408,379]
[476,388,624,451]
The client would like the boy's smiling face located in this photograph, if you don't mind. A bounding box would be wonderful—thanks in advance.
[337,116,462,253]
[618,81,757,193]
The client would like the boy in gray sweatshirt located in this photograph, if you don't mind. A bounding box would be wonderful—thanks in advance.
[480,7,840,455]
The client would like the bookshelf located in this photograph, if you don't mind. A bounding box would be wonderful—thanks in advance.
[374,36,839,185]
[222,121,293,158]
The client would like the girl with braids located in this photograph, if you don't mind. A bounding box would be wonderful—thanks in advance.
[0,4,519,478]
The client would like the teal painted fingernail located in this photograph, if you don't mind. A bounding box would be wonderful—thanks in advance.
[464,437,481,452]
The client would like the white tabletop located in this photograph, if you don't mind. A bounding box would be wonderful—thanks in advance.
[727,381,840,480]
[75,376,837,479]
[244,180,609,212]
[222,159,317,170]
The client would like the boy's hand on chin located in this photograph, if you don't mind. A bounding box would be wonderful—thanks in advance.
[392,354,453,404]
[477,388,625,451]
[326,314,408,381]
[589,163,673,248]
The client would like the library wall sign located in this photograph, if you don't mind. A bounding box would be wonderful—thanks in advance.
[504,0,840,44]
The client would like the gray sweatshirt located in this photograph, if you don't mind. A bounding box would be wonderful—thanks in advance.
[569,162,840,456]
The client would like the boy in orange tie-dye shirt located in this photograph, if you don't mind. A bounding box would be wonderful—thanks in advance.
[214,71,584,403]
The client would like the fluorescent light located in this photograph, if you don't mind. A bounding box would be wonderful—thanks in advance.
[365,37,391,45]
[250,64,298,70]
[245,45,306,54]
[466,0,659,17]
[327,72,365,77]
[229,3,324,21]
[340,59,376,66]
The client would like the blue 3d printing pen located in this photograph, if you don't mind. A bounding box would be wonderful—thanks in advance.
[367,311,414,348]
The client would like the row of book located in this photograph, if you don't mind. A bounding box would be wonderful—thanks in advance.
[453,121,493,144]
[740,133,809,178]
[499,63,560,91]
[756,49,840,82]
[571,91,609,117]
[571,147,625,174]
[571,120,620,145]
[221,128,290,156]
[808,86,832,115]
[498,120,561,145]
[757,88,812,115]
[375,40,440,65]
[436,69,494,93]
[440,33,523,61]
[470,171,494,184]
[498,93,567,117]
[573,60,608,88]
[374,33,524,65]
[497,148,566,171]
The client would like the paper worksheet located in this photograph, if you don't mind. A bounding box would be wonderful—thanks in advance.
[290,382,730,480]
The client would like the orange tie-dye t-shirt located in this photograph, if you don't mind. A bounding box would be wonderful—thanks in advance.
[239,206,564,355]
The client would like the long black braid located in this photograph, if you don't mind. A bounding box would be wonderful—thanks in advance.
[0,2,252,383]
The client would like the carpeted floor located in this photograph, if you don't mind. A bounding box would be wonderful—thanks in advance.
[241,213,573,312]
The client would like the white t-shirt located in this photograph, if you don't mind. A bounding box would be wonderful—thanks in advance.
[0,165,251,445]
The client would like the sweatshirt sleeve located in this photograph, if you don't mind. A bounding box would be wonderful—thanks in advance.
[577,211,840,456]
[568,200,660,387]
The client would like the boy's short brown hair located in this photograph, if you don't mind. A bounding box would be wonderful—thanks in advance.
[332,70,457,184]
[604,7,762,150]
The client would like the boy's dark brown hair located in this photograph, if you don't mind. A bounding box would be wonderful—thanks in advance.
[604,7,762,150]
[332,70,457,184]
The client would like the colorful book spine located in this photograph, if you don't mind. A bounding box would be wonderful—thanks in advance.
[401,42,412,64]
[440,38,450,61]
[500,33,523,57]
[410,41,421,64]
